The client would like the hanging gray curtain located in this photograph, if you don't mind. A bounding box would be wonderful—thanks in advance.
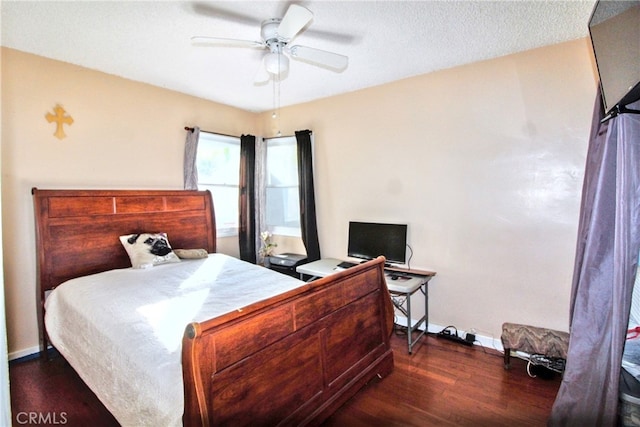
[184,126,200,190]
[549,96,640,425]
[255,136,267,262]
[295,130,321,262]
[239,134,257,263]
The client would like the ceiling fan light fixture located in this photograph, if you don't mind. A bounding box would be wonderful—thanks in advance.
[193,3,348,87]
[264,52,289,76]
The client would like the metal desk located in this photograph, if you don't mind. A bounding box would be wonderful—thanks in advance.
[297,258,436,354]
[386,274,433,354]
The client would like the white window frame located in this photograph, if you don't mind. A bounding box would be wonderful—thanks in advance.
[196,132,240,237]
[264,136,301,238]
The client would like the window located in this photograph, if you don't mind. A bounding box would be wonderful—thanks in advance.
[265,136,301,237]
[196,132,240,237]
[194,132,302,239]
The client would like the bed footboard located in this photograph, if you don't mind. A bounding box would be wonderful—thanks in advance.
[182,257,394,426]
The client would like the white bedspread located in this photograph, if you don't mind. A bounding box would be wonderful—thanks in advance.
[45,253,305,427]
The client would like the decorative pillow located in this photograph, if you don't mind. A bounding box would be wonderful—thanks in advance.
[119,232,181,269]
[174,248,209,259]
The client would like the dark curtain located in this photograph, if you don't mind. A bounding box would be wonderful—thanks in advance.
[295,130,321,262]
[549,96,640,425]
[238,134,257,263]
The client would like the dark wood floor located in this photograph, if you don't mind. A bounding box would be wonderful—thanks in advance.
[326,332,561,426]
[9,332,560,426]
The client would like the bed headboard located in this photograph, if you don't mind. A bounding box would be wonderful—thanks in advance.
[32,188,216,352]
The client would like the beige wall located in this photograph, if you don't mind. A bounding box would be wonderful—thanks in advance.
[1,48,255,356]
[2,37,597,356]
[260,38,597,338]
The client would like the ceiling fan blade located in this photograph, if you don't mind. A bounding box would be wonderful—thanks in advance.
[277,4,313,41]
[191,36,265,49]
[288,45,348,71]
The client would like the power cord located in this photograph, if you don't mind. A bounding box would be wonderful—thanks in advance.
[438,325,459,337]
[406,244,413,270]
[393,313,408,336]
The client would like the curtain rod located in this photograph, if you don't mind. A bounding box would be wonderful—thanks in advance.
[184,127,240,139]
[262,130,313,139]
[184,127,312,139]
[600,105,640,123]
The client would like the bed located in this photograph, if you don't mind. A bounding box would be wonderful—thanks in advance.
[32,188,394,426]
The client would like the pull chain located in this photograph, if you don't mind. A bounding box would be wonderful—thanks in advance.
[271,50,282,137]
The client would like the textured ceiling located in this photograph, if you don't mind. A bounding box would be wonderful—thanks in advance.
[1,1,597,112]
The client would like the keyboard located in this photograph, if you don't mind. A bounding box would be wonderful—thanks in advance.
[337,261,357,269]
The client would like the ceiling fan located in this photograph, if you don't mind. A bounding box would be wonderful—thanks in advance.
[191,3,349,83]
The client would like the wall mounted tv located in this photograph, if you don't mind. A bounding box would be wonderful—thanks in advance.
[588,0,640,115]
[347,221,408,265]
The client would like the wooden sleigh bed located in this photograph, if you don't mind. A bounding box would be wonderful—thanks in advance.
[32,188,394,426]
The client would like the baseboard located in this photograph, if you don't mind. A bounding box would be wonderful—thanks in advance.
[393,315,504,353]
[9,345,42,362]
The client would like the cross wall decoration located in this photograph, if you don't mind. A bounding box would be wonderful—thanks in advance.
[45,104,74,140]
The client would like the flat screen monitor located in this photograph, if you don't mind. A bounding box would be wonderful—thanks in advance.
[588,0,640,114]
[347,221,408,265]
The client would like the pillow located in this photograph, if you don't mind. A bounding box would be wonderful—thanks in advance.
[174,248,209,259]
[119,232,181,269]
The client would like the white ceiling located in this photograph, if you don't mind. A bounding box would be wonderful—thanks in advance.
[1,1,597,113]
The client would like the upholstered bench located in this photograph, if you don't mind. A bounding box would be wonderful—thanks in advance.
[501,322,570,370]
